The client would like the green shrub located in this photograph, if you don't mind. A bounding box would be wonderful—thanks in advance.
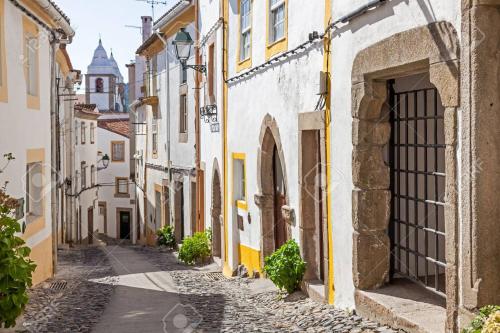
[462,305,500,333]
[178,231,211,265]
[156,225,176,249]
[263,239,306,294]
[0,189,37,328]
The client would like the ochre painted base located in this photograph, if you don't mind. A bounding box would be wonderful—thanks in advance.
[238,244,261,277]
[30,236,53,286]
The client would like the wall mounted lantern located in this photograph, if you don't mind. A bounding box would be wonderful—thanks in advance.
[97,153,110,171]
[172,28,206,74]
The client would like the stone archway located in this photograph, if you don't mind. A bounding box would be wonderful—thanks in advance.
[211,159,222,259]
[255,115,290,267]
[350,22,459,331]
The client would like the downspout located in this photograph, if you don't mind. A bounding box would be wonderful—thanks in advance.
[323,0,334,305]
[49,33,58,274]
[194,0,202,232]
[221,0,230,276]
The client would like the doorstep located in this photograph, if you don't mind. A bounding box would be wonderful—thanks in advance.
[303,280,327,304]
[355,279,446,333]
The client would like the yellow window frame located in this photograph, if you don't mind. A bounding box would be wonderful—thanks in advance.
[236,0,252,72]
[23,16,40,110]
[232,152,248,211]
[265,0,288,60]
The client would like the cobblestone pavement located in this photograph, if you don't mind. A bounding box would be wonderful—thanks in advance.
[20,246,116,333]
[19,245,403,333]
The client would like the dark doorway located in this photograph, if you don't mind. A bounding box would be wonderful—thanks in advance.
[273,146,287,249]
[88,208,94,245]
[388,74,446,297]
[174,180,185,244]
[212,169,222,258]
[119,211,131,239]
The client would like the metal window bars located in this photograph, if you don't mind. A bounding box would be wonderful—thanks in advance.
[388,80,447,298]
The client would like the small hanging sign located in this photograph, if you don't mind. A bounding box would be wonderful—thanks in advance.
[210,122,220,133]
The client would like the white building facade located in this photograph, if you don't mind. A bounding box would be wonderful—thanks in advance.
[0,0,74,285]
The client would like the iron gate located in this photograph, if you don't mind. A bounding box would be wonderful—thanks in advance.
[388,80,447,297]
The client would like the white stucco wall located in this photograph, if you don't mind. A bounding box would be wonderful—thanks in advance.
[328,0,461,309]
[97,126,135,241]
[225,0,326,270]
[0,3,53,250]
[74,117,99,242]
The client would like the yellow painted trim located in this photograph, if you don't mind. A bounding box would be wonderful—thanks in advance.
[29,235,53,285]
[265,0,288,60]
[23,16,40,110]
[0,0,8,103]
[231,153,247,211]
[238,244,261,276]
[236,200,247,211]
[236,0,252,73]
[19,0,58,29]
[323,0,334,305]
[24,148,46,240]
[222,0,230,276]
[159,6,196,38]
[56,49,70,77]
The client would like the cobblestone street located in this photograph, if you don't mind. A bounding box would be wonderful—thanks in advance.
[17,245,402,333]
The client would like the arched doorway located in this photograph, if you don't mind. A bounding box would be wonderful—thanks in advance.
[211,163,222,258]
[257,116,289,265]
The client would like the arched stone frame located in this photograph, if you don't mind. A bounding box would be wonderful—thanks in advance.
[350,22,459,331]
[255,114,290,268]
[211,158,223,260]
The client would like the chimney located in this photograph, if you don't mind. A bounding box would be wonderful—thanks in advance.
[141,16,153,42]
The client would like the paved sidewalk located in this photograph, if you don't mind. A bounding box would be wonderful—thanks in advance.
[92,246,183,333]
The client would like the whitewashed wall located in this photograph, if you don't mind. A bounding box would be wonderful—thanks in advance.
[0,3,52,250]
[97,126,135,241]
[328,0,461,309]
[225,0,326,270]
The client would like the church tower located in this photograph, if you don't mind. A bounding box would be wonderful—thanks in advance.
[86,39,126,112]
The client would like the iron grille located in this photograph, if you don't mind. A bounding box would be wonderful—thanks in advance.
[388,80,446,297]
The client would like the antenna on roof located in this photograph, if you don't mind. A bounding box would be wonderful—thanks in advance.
[136,0,169,21]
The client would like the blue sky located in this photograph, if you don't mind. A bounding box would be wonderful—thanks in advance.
[56,0,173,88]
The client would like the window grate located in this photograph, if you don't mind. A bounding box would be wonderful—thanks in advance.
[388,81,446,298]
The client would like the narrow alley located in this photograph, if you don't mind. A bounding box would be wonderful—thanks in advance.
[20,244,397,333]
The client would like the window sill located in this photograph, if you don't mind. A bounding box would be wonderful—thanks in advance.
[266,36,288,60]
[236,57,252,73]
[236,200,248,211]
[114,193,130,199]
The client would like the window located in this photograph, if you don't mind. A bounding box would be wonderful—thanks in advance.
[90,123,95,144]
[95,78,104,93]
[240,0,252,61]
[75,121,78,145]
[111,141,125,161]
[81,162,87,189]
[90,165,96,186]
[269,0,285,43]
[233,153,247,210]
[115,177,129,195]
[152,117,158,155]
[81,122,86,144]
[208,43,215,100]
[26,162,43,218]
[179,94,187,134]
[26,36,38,96]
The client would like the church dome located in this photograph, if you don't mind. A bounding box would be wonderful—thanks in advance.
[90,39,111,67]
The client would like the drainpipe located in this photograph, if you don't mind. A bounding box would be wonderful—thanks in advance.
[49,33,58,274]
[155,32,173,227]
[194,0,202,232]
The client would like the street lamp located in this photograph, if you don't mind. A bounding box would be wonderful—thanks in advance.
[172,28,206,74]
[97,153,110,171]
